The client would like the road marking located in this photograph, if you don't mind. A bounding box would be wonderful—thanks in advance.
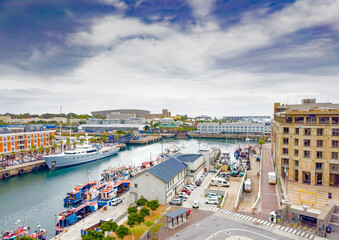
[305,233,309,238]
[296,231,301,236]
[248,217,253,221]
[206,228,280,240]
[288,228,293,233]
[244,216,250,220]
[280,226,285,231]
[301,232,305,237]
[284,227,290,232]
[252,218,257,222]
[292,230,297,234]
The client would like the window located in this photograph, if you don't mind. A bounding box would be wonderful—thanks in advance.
[333,129,339,136]
[304,151,310,158]
[317,129,323,136]
[282,158,289,166]
[316,163,322,169]
[283,148,289,155]
[295,139,299,146]
[304,128,311,136]
[295,117,304,124]
[319,117,329,124]
[333,140,339,148]
[306,116,316,124]
[283,138,289,145]
[283,127,289,134]
[333,117,339,125]
[317,151,323,159]
[295,128,299,135]
[295,160,299,167]
[332,152,339,160]
[317,140,323,148]
[286,117,293,123]
[304,139,310,147]
[295,149,299,157]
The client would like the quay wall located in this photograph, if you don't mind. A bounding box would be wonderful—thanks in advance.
[188,133,269,140]
[0,160,47,180]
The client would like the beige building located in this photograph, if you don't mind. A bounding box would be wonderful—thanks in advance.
[271,99,339,187]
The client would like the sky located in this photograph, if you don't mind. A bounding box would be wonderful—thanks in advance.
[1,0,339,118]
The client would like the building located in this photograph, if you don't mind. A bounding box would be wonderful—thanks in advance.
[0,126,56,155]
[160,118,174,125]
[144,109,172,120]
[173,154,204,183]
[197,122,270,135]
[160,124,179,133]
[91,109,150,118]
[271,98,339,187]
[223,116,271,121]
[78,124,148,133]
[130,157,187,204]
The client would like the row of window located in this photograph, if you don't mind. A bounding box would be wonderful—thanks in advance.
[282,158,323,169]
[283,138,339,148]
[285,116,339,125]
[283,127,339,136]
[282,148,339,159]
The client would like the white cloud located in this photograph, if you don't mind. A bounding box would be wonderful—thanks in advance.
[187,0,217,20]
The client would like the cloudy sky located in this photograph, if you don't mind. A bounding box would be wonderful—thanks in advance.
[1,0,339,117]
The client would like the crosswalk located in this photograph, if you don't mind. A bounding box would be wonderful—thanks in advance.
[199,204,315,239]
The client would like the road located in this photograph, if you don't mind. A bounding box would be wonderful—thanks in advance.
[260,144,279,214]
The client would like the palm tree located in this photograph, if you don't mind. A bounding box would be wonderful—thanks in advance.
[49,134,55,145]
[45,147,51,155]
[52,143,58,153]
[20,150,25,163]
[66,138,71,150]
[1,153,5,165]
[32,145,37,157]
[11,151,16,165]
[38,146,44,156]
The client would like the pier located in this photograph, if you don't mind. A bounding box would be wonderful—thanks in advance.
[0,160,47,180]
[188,132,269,140]
[127,135,162,145]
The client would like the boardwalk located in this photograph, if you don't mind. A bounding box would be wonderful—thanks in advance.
[260,144,279,214]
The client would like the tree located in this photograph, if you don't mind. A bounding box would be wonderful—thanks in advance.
[136,197,148,206]
[115,225,130,240]
[17,237,37,240]
[139,207,150,217]
[82,230,105,240]
[100,220,118,237]
[148,223,163,239]
[128,206,138,214]
[127,212,139,228]
[102,237,116,240]
[258,137,266,145]
[146,200,159,215]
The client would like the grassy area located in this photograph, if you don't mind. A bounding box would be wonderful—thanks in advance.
[110,205,167,240]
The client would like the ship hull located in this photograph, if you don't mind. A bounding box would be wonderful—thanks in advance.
[44,148,119,170]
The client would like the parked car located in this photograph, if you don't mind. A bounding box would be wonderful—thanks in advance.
[192,200,199,208]
[182,189,191,195]
[111,198,122,206]
[176,195,187,202]
[178,192,189,198]
[195,180,202,186]
[170,198,183,206]
[207,193,221,200]
[184,185,194,191]
[205,197,219,205]
[188,183,197,188]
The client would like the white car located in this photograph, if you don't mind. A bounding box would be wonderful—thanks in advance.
[188,183,197,188]
[111,198,122,206]
[192,201,199,208]
[206,197,219,205]
[178,192,189,198]
[207,193,221,200]
[184,186,194,191]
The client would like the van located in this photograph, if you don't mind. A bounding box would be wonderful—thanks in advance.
[244,179,251,192]
[210,178,229,187]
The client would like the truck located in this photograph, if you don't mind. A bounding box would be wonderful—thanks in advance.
[244,178,252,192]
[210,177,230,187]
[268,172,276,184]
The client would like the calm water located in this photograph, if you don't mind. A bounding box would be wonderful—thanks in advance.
[0,138,252,238]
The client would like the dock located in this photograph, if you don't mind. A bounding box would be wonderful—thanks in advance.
[188,133,269,140]
[127,135,162,145]
[0,160,47,180]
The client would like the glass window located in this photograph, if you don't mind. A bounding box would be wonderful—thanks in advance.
[304,128,311,136]
[317,129,323,136]
[304,151,310,158]
[283,148,289,154]
[295,160,299,167]
[286,117,293,123]
[333,129,339,136]
[295,117,304,124]
[283,138,289,145]
[317,151,323,159]
[333,140,339,148]
[295,149,299,157]
[304,139,311,147]
[295,139,299,146]
[333,117,339,125]
[317,140,323,148]
[283,127,289,134]
[332,152,338,160]
[295,128,299,135]
[316,163,322,169]
[319,117,329,124]
[306,116,316,124]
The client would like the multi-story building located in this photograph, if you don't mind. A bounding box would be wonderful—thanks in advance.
[223,115,271,121]
[197,122,270,135]
[271,99,339,187]
[0,125,55,155]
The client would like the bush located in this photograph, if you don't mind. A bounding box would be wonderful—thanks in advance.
[128,206,138,214]
[139,207,150,217]
[136,197,148,206]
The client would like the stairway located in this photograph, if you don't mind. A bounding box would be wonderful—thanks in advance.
[330,205,339,233]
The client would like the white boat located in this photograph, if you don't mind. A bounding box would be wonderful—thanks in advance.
[44,144,119,169]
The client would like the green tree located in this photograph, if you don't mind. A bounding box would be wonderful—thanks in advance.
[258,137,266,145]
[17,236,37,240]
[136,197,148,206]
[100,220,118,237]
[127,212,139,228]
[128,206,138,214]
[102,237,116,240]
[82,230,104,240]
[146,200,159,215]
[115,225,130,240]
[148,223,163,239]
[139,207,150,217]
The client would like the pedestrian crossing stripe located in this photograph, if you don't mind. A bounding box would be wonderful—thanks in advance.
[305,234,309,238]
[288,228,293,233]
[292,230,297,234]
[301,232,305,237]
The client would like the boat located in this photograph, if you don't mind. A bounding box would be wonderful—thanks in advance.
[1,226,30,240]
[44,143,119,169]
[97,181,117,207]
[63,181,97,206]
[29,225,47,240]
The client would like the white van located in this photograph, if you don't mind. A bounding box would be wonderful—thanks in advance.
[210,178,230,187]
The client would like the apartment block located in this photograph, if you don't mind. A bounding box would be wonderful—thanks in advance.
[271,99,339,187]
[0,125,56,155]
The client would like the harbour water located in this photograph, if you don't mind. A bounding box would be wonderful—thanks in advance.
[0,138,253,239]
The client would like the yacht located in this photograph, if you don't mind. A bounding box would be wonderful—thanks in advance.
[44,144,119,169]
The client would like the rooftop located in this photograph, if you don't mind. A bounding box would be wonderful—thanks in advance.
[174,154,202,163]
[148,157,187,183]
[166,208,189,219]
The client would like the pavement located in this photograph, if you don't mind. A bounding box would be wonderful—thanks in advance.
[260,144,279,214]
[51,192,132,240]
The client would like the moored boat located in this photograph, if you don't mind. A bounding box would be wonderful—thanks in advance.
[1,226,30,240]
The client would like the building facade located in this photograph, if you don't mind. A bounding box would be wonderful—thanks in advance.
[174,154,204,183]
[0,126,55,155]
[223,116,271,121]
[271,99,339,187]
[197,122,270,135]
[129,158,187,204]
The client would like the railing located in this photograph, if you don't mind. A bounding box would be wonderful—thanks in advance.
[252,148,262,213]
[234,169,247,210]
